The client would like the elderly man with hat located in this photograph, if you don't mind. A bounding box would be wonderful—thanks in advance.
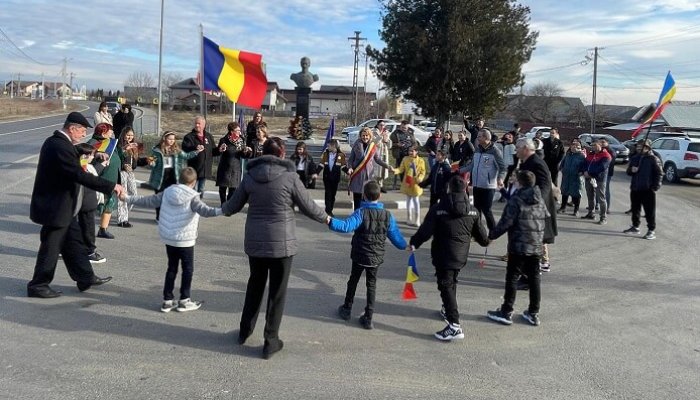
[623,139,662,240]
[27,112,122,298]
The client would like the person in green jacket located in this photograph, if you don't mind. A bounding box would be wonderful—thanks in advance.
[88,123,123,239]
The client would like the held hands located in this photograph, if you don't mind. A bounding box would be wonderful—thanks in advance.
[347,168,354,175]
[113,184,125,199]
[406,244,415,253]
[392,167,400,174]
[326,215,332,225]
[497,178,504,189]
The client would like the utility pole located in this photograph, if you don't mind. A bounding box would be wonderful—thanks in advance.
[10,75,14,99]
[348,31,366,125]
[41,72,45,100]
[61,57,68,110]
[363,51,368,120]
[17,73,21,97]
[157,0,165,135]
[590,46,600,134]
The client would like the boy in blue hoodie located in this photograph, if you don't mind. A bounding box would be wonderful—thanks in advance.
[328,181,408,329]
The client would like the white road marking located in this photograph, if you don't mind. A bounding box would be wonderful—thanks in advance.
[0,123,62,136]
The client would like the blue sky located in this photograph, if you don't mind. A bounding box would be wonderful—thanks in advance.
[2,0,700,106]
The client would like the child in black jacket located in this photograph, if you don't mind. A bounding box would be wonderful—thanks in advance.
[318,139,347,216]
[419,150,453,207]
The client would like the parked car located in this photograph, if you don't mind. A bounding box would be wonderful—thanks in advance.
[525,126,552,140]
[340,119,387,142]
[578,133,630,163]
[622,131,689,153]
[346,121,430,148]
[418,120,437,133]
[650,137,700,182]
[106,101,121,115]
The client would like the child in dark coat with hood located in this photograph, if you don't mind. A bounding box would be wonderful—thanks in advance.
[410,175,490,341]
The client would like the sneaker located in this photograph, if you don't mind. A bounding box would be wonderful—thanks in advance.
[439,305,448,322]
[487,308,513,325]
[500,254,508,262]
[160,300,177,313]
[117,221,133,228]
[624,209,632,215]
[572,211,579,217]
[623,226,640,234]
[176,298,202,312]
[643,230,656,240]
[556,207,567,214]
[359,313,373,330]
[522,310,540,326]
[97,228,115,239]
[581,213,595,220]
[596,218,607,225]
[434,323,465,341]
[539,262,551,272]
[338,304,352,321]
[88,252,106,264]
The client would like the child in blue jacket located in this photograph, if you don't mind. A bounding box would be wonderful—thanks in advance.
[328,181,408,329]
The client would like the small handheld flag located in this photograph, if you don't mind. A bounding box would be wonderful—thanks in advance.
[238,109,245,130]
[478,247,488,268]
[322,118,335,151]
[93,138,117,157]
[402,253,420,300]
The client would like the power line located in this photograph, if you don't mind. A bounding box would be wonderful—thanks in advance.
[0,27,60,66]
[604,23,700,49]
[524,58,590,75]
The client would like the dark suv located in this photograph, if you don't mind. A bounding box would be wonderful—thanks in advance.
[578,133,630,163]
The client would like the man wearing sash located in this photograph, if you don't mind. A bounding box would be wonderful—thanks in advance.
[347,127,393,210]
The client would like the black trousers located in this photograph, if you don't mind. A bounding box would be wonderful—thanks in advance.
[240,256,293,341]
[630,190,656,231]
[218,186,235,205]
[77,209,97,254]
[436,269,460,325]
[163,245,194,301]
[502,253,541,314]
[473,187,496,230]
[344,262,378,317]
[548,164,559,187]
[560,194,581,213]
[429,192,439,207]
[28,217,96,290]
[324,178,340,215]
[353,192,363,210]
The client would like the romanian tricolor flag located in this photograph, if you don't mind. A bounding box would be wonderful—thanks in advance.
[322,118,335,151]
[402,253,420,300]
[93,138,117,157]
[202,36,268,109]
[631,71,676,138]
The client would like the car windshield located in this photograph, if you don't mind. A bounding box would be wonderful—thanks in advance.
[594,135,620,145]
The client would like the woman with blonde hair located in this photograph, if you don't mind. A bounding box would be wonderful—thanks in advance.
[115,127,140,227]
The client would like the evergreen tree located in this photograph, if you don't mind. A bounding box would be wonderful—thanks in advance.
[368,0,538,120]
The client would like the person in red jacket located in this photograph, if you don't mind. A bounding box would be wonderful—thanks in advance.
[581,141,612,224]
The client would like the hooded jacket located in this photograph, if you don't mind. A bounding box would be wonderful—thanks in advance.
[410,191,489,270]
[627,152,662,192]
[489,186,549,256]
[127,184,221,247]
[222,155,327,258]
[463,142,506,189]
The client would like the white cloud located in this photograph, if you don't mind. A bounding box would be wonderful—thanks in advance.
[51,40,73,50]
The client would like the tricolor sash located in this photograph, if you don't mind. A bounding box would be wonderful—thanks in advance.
[349,140,378,181]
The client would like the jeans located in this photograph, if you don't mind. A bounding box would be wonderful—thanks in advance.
[163,245,194,300]
[502,253,541,314]
[584,177,607,218]
[630,190,656,231]
[195,177,206,194]
[436,269,460,325]
[344,262,378,317]
[240,256,293,341]
[473,187,496,230]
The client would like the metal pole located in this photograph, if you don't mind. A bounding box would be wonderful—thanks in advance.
[591,46,598,134]
[199,24,204,115]
[156,0,165,135]
[62,58,67,110]
[41,72,44,100]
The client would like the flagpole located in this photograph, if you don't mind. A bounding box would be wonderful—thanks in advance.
[232,101,236,122]
[199,23,204,115]
[156,0,165,136]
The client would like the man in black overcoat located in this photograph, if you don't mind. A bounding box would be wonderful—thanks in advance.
[27,112,121,298]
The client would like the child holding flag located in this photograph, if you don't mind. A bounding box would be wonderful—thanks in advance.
[318,139,347,216]
[410,176,490,341]
[393,146,426,226]
[328,181,409,329]
[75,143,106,264]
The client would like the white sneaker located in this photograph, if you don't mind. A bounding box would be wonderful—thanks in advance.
[434,323,465,341]
[176,298,202,312]
[160,300,177,313]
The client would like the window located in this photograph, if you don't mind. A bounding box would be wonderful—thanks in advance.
[660,140,679,150]
[687,143,700,153]
[651,140,664,149]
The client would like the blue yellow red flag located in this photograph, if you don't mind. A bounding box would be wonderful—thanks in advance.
[402,253,419,300]
[631,71,676,138]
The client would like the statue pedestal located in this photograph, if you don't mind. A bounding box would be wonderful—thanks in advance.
[295,87,311,121]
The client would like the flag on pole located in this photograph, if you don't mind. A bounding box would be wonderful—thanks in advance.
[92,138,117,157]
[322,117,335,151]
[631,71,676,138]
[202,36,268,109]
[402,253,420,300]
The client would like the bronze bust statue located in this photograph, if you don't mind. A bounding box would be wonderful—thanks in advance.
[290,57,319,89]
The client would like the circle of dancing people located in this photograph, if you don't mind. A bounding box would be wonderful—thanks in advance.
[27,112,662,359]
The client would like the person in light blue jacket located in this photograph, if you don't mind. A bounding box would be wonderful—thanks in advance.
[460,128,506,229]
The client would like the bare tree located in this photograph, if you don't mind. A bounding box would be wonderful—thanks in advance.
[520,81,563,124]
[160,71,183,105]
[124,71,156,104]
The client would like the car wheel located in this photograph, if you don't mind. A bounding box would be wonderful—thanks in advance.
[664,162,680,183]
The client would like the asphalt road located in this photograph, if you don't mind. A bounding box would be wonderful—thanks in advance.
[0,114,698,399]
